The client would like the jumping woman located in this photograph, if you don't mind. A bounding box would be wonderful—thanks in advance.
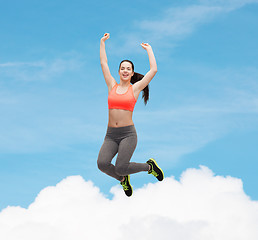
[97,33,164,197]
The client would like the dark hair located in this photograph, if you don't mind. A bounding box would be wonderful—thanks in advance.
[119,60,149,105]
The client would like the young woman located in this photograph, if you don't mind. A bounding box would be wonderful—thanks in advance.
[97,33,164,197]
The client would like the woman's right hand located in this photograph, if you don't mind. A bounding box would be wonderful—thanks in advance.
[101,33,110,42]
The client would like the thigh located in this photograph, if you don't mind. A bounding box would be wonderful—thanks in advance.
[97,139,118,164]
[115,135,137,166]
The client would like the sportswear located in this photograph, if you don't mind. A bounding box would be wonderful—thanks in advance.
[147,158,164,181]
[108,83,137,112]
[120,175,133,197]
[97,125,149,181]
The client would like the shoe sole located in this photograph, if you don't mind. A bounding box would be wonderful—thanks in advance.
[127,175,133,196]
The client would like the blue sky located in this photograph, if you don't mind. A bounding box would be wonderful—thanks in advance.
[0,0,258,210]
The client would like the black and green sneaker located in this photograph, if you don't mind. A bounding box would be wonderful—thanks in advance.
[120,175,133,197]
[147,158,164,181]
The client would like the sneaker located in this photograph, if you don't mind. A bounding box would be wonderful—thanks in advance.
[120,175,133,197]
[147,158,164,181]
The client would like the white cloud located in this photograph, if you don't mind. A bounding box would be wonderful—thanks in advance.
[138,5,223,40]
[0,166,258,240]
[199,0,258,10]
[111,0,258,54]
[0,83,106,153]
[0,52,103,153]
[142,0,258,39]
[131,65,258,165]
[0,53,84,82]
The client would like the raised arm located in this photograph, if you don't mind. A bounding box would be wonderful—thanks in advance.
[100,33,116,91]
[133,43,158,92]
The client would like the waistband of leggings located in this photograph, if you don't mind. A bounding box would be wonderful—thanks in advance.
[106,124,136,133]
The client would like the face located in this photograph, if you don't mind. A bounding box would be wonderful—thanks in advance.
[119,61,134,81]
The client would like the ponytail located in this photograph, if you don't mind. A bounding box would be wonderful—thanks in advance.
[130,72,149,105]
[119,60,149,105]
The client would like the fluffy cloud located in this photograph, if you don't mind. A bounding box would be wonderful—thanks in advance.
[0,166,257,240]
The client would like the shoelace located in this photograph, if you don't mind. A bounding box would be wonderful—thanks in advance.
[121,182,129,191]
[123,186,129,191]
[149,163,159,177]
[151,170,159,177]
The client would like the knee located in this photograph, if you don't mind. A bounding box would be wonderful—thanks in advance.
[115,165,127,176]
[97,160,109,172]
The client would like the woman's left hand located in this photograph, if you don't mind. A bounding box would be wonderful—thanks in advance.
[141,43,152,50]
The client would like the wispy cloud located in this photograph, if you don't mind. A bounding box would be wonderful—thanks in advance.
[199,0,258,10]
[0,53,85,82]
[0,54,102,153]
[132,65,258,164]
[110,0,258,54]
[0,62,45,67]
[0,83,106,153]
[0,166,257,240]
[138,5,222,40]
[1,63,257,160]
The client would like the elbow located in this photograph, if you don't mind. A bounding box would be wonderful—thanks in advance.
[151,68,158,74]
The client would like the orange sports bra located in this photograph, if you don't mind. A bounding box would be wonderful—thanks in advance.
[108,83,137,112]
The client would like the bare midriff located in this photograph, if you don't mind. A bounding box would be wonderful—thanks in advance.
[108,109,134,127]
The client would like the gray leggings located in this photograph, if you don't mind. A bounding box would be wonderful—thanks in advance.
[97,125,149,181]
